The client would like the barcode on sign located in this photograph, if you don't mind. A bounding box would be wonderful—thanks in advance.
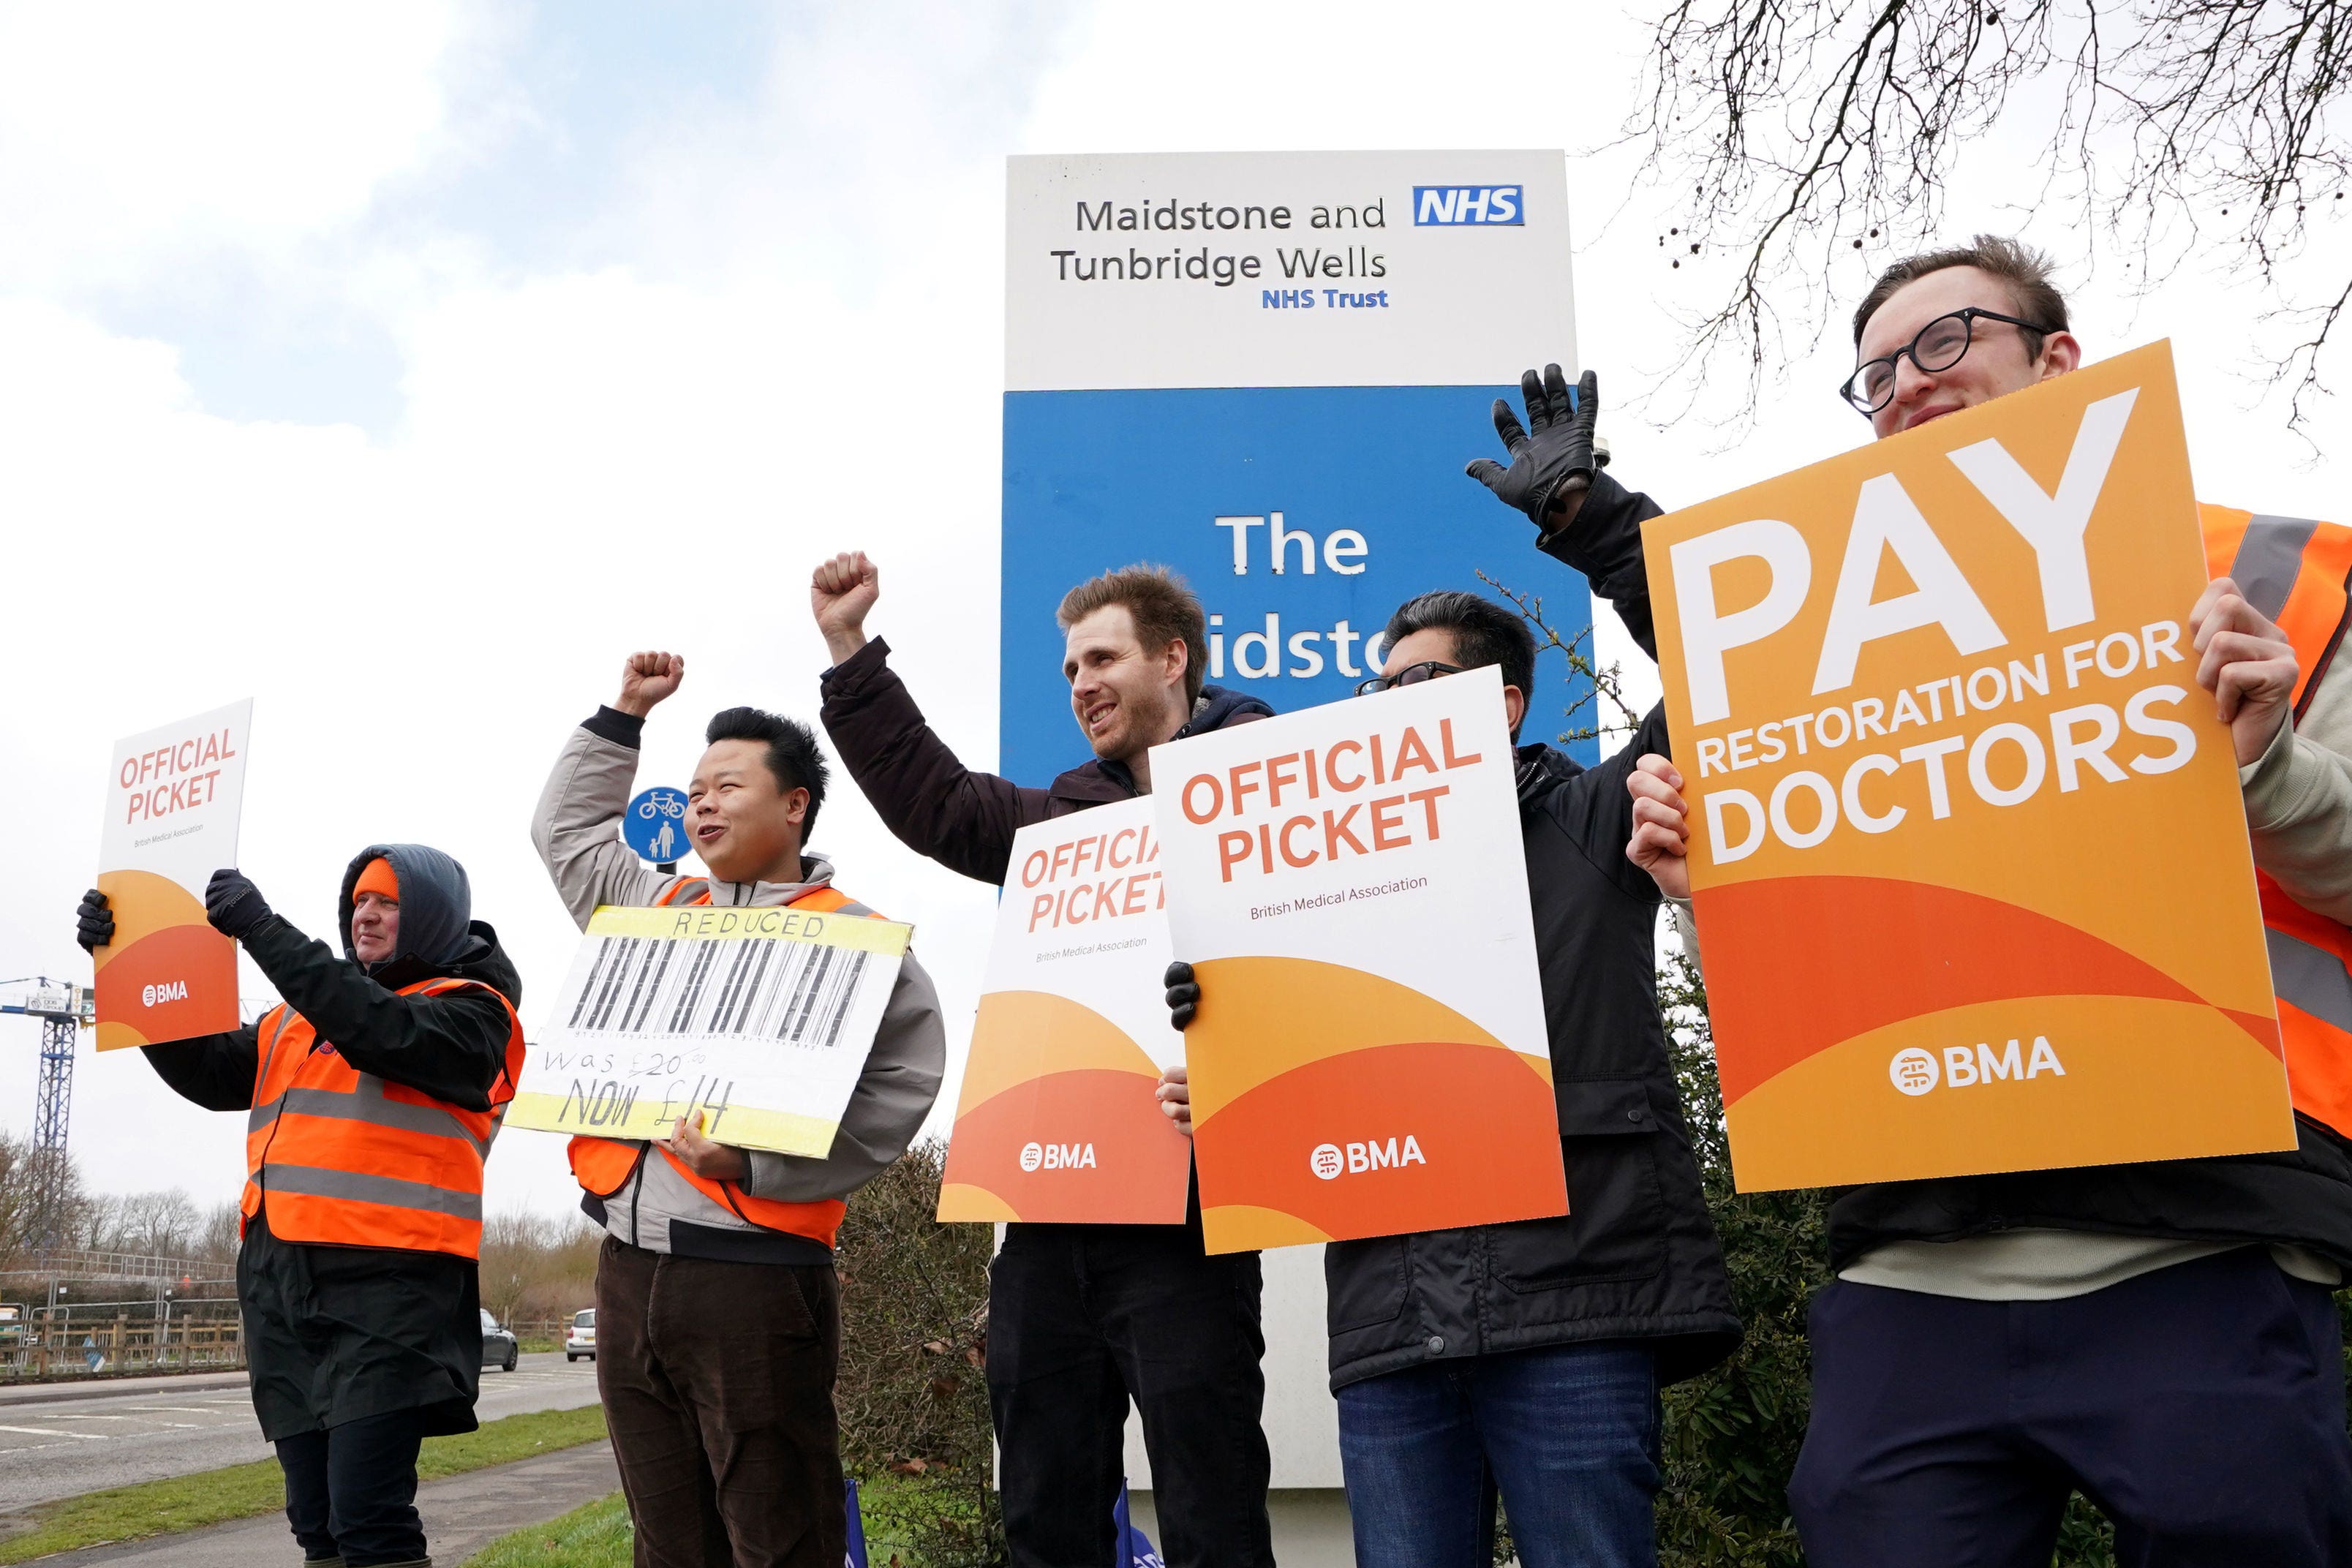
[560,935,875,1049]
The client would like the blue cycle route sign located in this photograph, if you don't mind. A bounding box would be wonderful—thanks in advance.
[623,786,690,866]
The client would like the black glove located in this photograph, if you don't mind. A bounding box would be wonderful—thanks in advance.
[75,889,114,954]
[204,868,274,941]
[1164,960,1199,1030]
[1465,365,1599,528]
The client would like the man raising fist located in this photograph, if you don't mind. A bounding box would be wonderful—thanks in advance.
[814,549,1279,1568]
[530,647,946,1568]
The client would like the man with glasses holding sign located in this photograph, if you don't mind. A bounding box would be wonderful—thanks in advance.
[532,652,946,1568]
[1619,236,2352,1564]
[1162,372,1740,1568]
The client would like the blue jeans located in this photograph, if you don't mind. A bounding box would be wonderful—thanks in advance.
[1336,1341,1661,1568]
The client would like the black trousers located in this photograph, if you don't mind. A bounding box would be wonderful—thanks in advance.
[595,1237,845,1568]
[1790,1246,2352,1567]
[277,1409,426,1567]
[987,1219,1273,1568]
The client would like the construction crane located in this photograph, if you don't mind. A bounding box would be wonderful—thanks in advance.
[1,977,94,1258]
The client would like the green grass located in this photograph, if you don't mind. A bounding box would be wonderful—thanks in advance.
[471,1475,937,1568]
[469,1492,633,1567]
[0,1403,608,1564]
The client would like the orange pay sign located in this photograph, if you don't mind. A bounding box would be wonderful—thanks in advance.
[1642,342,2292,1190]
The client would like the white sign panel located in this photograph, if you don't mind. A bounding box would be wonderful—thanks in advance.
[1150,668,1563,1253]
[1007,149,1576,391]
[94,698,253,1049]
[506,904,911,1157]
[939,798,1194,1225]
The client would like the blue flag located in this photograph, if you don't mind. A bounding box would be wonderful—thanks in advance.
[1114,1482,1164,1568]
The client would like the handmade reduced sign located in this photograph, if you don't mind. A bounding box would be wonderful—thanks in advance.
[1151,666,1564,1254]
[95,699,253,1049]
[1643,342,2290,1190]
[937,797,1194,1224]
[505,902,912,1156]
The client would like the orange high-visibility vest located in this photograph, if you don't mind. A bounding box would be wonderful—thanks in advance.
[567,878,870,1250]
[2205,504,2352,1140]
[242,977,525,1259]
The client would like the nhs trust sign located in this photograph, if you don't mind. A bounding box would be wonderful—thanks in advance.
[1001,151,1592,785]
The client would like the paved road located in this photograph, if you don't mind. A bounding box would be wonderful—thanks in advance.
[31,1439,620,1567]
[0,1352,601,1512]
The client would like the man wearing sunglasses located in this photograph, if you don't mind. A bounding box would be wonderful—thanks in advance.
[1164,370,1740,1568]
[1621,235,2352,1565]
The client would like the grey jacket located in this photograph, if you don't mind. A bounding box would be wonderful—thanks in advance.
[531,710,946,1259]
[2242,649,2352,926]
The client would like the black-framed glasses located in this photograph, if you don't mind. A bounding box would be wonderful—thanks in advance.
[1839,307,2054,415]
[1356,660,1463,696]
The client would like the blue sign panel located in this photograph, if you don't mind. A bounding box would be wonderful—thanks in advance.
[1000,385,1597,788]
[622,786,689,866]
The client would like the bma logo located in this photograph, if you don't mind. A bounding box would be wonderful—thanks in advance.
[1308,1136,1429,1180]
[1411,186,1523,226]
[1889,1039,2068,1097]
[1019,1141,1097,1172]
[140,980,188,1008]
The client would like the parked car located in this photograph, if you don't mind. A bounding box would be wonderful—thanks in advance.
[0,1306,23,1346]
[480,1309,519,1373]
[565,1307,595,1362]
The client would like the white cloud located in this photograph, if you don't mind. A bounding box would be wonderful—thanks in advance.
[0,2,466,293]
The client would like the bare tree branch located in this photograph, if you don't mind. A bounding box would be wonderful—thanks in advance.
[1629,0,2352,430]
[1477,570,1646,746]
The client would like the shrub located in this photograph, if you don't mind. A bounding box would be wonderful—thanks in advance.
[835,1140,1002,1567]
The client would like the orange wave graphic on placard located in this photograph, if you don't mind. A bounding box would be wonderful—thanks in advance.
[937,990,1191,1224]
[93,868,206,960]
[1186,957,1564,1254]
[1702,875,2280,1106]
[91,870,238,1049]
[951,990,1164,1111]
[1184,955,1552,1121]
[1725,993,2296,1190]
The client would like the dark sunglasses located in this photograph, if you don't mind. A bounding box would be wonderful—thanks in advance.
[1355,660,1463,696]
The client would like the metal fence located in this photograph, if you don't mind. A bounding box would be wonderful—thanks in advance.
[0,1299,246,1379]
[0,1305,581,1382]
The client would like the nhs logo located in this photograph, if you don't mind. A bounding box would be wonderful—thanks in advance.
[1412,185,1523,225]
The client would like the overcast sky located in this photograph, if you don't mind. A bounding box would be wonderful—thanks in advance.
[2,1,2343,1224]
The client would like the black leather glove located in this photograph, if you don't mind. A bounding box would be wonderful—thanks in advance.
[1465,365,1599,527]
[75,889,114,954]
[1164,960,1199,1030]
[204,868,274,941]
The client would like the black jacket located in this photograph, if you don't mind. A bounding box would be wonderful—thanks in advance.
[137,845,519,1439]
[146,866,520,1120]
[818,646,1273,880]
[1322,470,1739,1390]
[1577,467,2352,1273]
[818,653,1272,1243]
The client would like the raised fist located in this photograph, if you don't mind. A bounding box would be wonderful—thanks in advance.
[616,652,685,719]
[810,552,880,665]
